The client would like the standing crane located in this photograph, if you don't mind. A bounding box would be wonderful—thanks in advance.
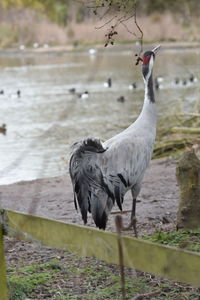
[69,45,160,236]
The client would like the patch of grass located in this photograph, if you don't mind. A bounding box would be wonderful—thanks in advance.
[8,272,53,300]
[15,258,63,274]
[143,228,200,252]
[7,259,63,300]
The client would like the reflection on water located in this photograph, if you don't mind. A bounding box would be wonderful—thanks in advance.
[0,46,199,184]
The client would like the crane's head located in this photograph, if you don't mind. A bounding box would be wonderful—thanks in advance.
[141,45,160,82]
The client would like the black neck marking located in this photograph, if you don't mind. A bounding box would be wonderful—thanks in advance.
[147,73,155,103]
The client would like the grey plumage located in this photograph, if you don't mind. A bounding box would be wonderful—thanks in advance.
[69,46,160,233]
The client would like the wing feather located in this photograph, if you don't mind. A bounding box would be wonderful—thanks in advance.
[69,138,114,228]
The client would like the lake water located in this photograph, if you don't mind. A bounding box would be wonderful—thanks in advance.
[0,45,199,185]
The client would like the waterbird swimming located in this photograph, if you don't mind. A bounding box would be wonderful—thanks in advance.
[69,88,76,94]
[156,76,164,83]
[117,96,126,103]
[189,74,194,82]
[174,77,180,85]
[17,90,21,97]
[128,83,137,90]
[182,79,187,86]
[103,78,112,88]
[69,45,160,236]
[0,124,6,135]
[89,48,97,55]
[78,91,89,99]
[189,74,197,83]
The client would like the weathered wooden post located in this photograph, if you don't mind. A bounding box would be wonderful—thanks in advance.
[0,223,9,300]
[176,147,200,229]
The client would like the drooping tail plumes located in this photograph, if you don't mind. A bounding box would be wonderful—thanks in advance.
[69,138,114,229]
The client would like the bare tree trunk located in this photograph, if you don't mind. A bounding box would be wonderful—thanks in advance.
[176,150,200,229]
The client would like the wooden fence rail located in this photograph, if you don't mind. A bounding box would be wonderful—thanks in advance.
[0,209,200,299]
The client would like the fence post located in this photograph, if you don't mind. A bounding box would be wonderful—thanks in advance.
[0,225,9,300]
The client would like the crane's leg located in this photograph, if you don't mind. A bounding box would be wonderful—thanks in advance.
[123,185,140,237]
[131,197,137,237]
[125,197,137,237]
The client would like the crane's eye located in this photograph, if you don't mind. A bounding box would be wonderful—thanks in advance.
[142,55,151,65]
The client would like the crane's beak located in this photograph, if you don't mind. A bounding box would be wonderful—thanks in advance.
[152,45,161,54]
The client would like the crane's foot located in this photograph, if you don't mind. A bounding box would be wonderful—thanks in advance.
[122,217,138,238]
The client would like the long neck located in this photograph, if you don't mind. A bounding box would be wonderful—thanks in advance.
[135,71,157,129]
[145,73,155,103]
